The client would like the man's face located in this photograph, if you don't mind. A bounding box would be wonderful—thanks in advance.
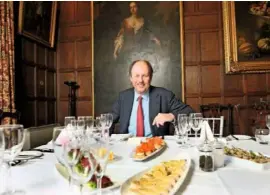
[129,2,138,15]
[130,61,151,94]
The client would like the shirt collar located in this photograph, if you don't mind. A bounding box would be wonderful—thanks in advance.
[134,89,149,101]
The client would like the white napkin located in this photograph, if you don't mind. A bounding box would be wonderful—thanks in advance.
[110,134,133,141]
[199,120,215,142]
[47,128,70,146]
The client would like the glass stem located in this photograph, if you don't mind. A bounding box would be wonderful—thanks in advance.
[97,176,102,195]
[1,161,11,193]
[69,177,81,195]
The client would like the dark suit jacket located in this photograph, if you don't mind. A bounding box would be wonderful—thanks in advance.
[110,86,194,136]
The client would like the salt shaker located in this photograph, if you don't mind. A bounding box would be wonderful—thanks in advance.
[213,140,225,169]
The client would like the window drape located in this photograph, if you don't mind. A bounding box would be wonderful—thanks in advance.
[0,2,15,124]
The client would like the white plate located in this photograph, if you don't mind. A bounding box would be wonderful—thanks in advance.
[131,143,167,161]
[15,151,43,160]
[121,153,191,195]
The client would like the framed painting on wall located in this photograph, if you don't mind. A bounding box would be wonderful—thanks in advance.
[18,2,57,48]
[91,2,184,115]
[223,1,270,74]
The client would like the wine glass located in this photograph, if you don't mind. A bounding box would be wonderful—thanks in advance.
[0,124,27,195]
[85,116,94,130]
[190,113,203,139]
[177,114,190,148]
[100,114,113,143]
[63,133,97,195]
[52,126,68,165]
[52,126,75,189]
[65,116,76,129]
[266,115,270,129]
[77,119,85,130]
[77,116,85,121]
[89,135,111,195]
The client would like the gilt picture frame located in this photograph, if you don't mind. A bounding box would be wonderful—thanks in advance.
[18,2,57,48]
[91,2,185,115]
[223,1,270,74]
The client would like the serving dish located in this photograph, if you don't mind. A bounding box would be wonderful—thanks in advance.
[131,137,166,161]
[121,153,191,195]
[224,146,270,170]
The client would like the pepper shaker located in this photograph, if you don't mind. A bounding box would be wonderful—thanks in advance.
[198,143,214,172]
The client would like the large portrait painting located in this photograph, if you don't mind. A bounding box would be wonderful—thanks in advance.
[223,1,270,73]
[18,2,57,48]
[92,2,184,115]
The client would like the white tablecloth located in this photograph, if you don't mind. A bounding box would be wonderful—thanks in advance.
[2,137,270,195]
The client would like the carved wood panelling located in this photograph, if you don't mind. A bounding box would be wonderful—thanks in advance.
[57,1,92,124]
[183,1,270,135]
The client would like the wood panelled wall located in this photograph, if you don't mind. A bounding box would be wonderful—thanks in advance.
[57,2,92,125]
[184,2,270,135]
[14,3,57,128]
[56,1,269,134]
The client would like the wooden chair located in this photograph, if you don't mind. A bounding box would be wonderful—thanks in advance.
[235,98,270,135]
[204,116,224,137]
[200,104,234,136]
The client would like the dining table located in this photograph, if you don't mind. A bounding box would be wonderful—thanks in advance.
[1,136,270,195]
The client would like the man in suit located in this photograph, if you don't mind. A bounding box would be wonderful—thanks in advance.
[111,60,194,137]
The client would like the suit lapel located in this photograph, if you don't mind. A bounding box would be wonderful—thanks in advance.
[123,89,134,133]
[149,86,160,136]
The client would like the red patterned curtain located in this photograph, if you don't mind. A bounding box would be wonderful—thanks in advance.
[0,2,15,124]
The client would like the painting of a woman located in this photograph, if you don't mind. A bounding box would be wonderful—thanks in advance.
[93,2,183,115]
[114,2,161,60]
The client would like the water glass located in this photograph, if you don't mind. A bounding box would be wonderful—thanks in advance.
[255,129,270,144]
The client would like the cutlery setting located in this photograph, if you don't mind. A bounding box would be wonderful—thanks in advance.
[31,148,54,153]
[227,135,256,141]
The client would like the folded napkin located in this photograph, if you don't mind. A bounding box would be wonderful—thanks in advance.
[56,130,70,145]
[110,134,133,141]
[199,120,215,142]
[47,128,70,146]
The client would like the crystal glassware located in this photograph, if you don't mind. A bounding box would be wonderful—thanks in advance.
[0,124,27,195]
[52,126,68,165]
[65,116,76,129]
[63,132,97,195]
[190,113,203,139]
[177,114,190,148]
[266,115,270,130]
[0,128,5,167]
[85,116,94,130]
[255,128,270,144]
[89,135,111,195]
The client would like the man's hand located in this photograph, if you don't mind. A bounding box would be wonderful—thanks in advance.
[152,113,175,128]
